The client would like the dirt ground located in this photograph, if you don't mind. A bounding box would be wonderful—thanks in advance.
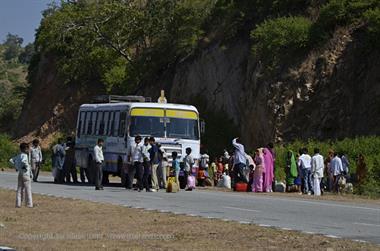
[0,189,378,251]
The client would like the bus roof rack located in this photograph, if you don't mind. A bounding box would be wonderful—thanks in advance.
[93,95,151,103]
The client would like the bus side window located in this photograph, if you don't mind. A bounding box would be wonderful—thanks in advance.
[107,111,113,136]
[118,112,126,137]
[93,111,98,136]
[98,111,105,135]
[87,112,93,135]
[103,111,109,136]
[82,112,88,135]
[113,111,120,137]
[77,111,85,138]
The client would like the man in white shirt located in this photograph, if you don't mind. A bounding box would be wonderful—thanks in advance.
[10,143,33,208]
[126,135,144,191]
[94,138,105,190]
[232,138,248,186]
[298,148,313,195]
[330,153,343,192]
[30,139,43,182]
[142,137,152,192]
[311,148,324,196]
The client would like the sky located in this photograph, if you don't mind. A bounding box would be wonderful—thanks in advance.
[0,0,56,45]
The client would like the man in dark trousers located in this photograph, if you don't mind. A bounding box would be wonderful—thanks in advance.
[64,141,78,183]
[94,139,104,190]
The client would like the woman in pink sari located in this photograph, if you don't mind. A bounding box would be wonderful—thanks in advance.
[252,148,265,192]
[263,148,274,192]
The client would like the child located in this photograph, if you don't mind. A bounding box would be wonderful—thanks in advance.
[10,143,33,208]
[172,151,180,185]
[183,147,194,190]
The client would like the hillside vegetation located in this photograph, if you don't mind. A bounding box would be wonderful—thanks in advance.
[0,33,33,133]
[30,0,380,92]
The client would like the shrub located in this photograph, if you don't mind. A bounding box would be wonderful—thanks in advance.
[364,8,380,46]
[275,136,380,198]
[311,0,380,44]
[0,134,17,168]
[251,16,312,70]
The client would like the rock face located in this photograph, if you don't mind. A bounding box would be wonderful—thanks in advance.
[16,25,380,150]
[15,54,105,147]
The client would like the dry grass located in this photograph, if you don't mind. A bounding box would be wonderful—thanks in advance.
[0,189,378,251]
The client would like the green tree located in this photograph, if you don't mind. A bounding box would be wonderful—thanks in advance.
[3,33,23,61]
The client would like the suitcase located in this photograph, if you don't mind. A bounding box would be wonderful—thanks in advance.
[187,175,196,189]
[235,182,248,192]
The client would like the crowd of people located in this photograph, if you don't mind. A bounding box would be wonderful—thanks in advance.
[9,135,369,207]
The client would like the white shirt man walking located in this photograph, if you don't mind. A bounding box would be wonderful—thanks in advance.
[94,139,105,190]
[10,143,33,208]
[311,148,324,196]
[298,148,313,195]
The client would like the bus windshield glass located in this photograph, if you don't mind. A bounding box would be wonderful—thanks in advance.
[130,116,165,137]
[129,108,199,140]
[166,118,199,140]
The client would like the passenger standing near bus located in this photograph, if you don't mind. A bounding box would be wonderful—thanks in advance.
[10,143,33,208]
[64,141,78,183]
[158,147,168,189]
[30,139,43,182]
[94,139,104,190]
[126,136,144,191]
[183,147,194,191]
[149,137,160,192]
[52,138,66,183]
[232,138,248,185]
[142,137,152,192]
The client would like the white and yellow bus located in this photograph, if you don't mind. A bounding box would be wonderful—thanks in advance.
[74,95,201,185]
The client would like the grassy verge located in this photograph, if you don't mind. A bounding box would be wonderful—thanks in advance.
[0,189,378,250]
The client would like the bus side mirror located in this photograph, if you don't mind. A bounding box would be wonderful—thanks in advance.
[200,120,206,135]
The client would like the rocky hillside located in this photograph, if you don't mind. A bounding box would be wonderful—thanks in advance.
[15,0,380,153]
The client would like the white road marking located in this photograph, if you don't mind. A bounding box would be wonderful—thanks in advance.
[239,221,251,224]
[354,222,380,228]
[325,235,341,239]
[223,206,260,213]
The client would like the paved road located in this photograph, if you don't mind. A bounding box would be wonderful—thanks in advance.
[1,172,379,244]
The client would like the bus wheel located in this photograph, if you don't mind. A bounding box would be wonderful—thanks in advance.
[118,157,126,187]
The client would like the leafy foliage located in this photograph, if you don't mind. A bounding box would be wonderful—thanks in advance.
[0,38,30,133]
[251,16,312,70]
[33,0,214,93]
[0,134,17,168]
[2,33,23,61]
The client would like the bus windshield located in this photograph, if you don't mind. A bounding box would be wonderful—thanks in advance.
[129,108,199,140]
[166,118,199,140]
[130,116,165,137]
